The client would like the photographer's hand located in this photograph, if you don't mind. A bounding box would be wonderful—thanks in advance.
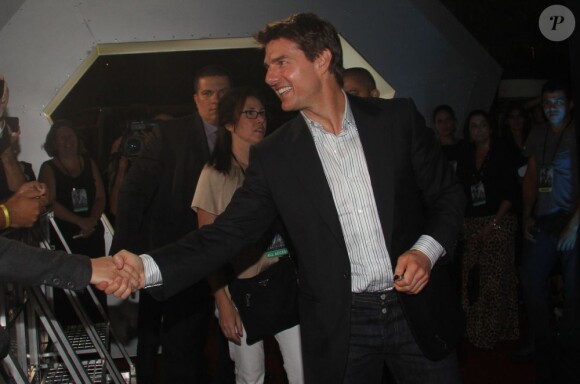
[3,182,48,228]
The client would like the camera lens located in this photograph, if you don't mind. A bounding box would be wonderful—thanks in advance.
[124,137,142,156]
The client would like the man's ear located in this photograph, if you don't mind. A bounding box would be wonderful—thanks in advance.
[370,89,380,98]
[225,123,235,133]
[315,49,332,73]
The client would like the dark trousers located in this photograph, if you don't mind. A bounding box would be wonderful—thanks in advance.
[521,229,580,383]
[136,284,212,384]
[344,290,461,384]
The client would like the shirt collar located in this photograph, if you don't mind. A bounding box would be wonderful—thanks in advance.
[202,119,218,136]
[301,91,356,137]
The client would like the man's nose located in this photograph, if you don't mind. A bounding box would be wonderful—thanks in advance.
[265,67,277,86]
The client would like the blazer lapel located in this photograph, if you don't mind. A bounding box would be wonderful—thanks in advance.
[350,101,395,254]
[282,118,348,252]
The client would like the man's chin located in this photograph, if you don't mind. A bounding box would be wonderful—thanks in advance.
[280,100,297,112]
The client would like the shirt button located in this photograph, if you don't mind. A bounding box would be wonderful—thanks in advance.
[380,294,386,300]
[381,308,387,314]
[52,278,61,286]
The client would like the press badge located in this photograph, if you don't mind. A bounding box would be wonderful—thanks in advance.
[264,233,289,258]
[71,188,89,213]
[471,181,486,207]
[538,165,553,193]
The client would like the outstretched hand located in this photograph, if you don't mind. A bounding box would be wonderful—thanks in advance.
[90,256,139,299]
[112,250,145,292]
[393,249,431,294]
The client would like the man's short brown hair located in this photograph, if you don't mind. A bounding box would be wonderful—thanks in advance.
[255,13,344,86]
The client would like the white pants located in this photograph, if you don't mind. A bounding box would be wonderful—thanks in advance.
[228,324,304,384]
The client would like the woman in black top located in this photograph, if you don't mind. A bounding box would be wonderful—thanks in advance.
[38,120,107,324]
[456,110,519,349]
[39,120,106,256]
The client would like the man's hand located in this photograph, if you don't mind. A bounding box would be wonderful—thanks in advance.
[90,256,139,299]
[4,181,48,227]
[523,216,537,242]
[558,220,578,251]
[112,250,145,291]
[393,249,431,294]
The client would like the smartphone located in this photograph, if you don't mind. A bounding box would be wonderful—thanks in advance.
[0,80,4,99]
[4,117,19,133]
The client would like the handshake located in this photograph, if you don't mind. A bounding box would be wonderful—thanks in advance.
[90,251,145,299]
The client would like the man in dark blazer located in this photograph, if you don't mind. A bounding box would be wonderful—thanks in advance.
[110,66,231,384]
[111,13,465,384]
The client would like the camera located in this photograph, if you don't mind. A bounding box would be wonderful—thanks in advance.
[120,121,158,158]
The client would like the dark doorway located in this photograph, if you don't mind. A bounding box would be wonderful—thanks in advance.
[51,47,296,172]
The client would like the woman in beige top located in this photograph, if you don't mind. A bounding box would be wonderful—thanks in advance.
[192,87,304,384]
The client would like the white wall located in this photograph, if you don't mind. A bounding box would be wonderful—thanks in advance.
[0,0,500,174]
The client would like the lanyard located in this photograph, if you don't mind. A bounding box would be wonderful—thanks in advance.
[541,120,572,166]
[232,154,246,176]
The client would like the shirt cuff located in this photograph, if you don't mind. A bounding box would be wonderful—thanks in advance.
[139,254,163,288]
[411,235,445,269]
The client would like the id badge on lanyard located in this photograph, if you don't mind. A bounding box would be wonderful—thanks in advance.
[71,188,89,213]
[471,181,486,207]
[538,165,554,193]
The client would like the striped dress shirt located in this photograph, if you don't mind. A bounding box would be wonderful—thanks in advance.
[300,94,443,292]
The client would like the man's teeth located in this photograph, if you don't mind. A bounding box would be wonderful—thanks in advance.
[278,87,292,95]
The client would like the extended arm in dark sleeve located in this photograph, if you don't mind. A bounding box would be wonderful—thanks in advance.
[147,148,279,300]
[0,237,91,289]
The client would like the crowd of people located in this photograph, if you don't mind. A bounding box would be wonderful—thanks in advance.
[0,12,577,384]
[430,80,578,383]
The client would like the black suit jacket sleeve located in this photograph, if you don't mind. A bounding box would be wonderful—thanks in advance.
[147,149,279,300]
[0,237,91,289]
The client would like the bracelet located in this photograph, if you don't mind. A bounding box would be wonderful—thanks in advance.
[0,204,10,229]
[491,218,501,230]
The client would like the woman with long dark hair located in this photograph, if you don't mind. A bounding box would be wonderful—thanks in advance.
[192,87,304,383]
